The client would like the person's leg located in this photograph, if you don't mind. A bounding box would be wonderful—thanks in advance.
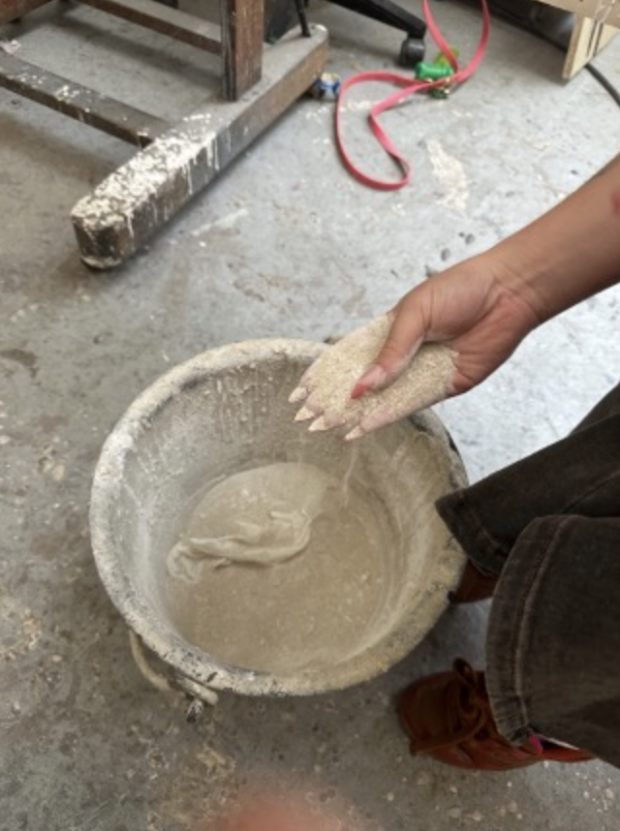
[486,514,620,767]
[397,384,620,769]
[398,514,620,769]
[438,381,620,595]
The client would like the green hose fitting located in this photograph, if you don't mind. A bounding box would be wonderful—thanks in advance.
[415,62,455,81]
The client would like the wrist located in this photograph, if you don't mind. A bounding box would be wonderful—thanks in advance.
[488,237,556,325]
[485,161,620,324]
[468,247,546,333]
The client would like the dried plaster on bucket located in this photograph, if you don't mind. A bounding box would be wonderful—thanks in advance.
[90,340,467,700]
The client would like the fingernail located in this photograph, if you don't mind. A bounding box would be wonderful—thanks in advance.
[344,425,366,442]
[350,365,386,399]
[294,405,315,422]
[288,386,307,403]
[308,416,330,432]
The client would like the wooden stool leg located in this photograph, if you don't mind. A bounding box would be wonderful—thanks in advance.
[220,0,265,100]
[0,0,53,24]
[71,26,328,268]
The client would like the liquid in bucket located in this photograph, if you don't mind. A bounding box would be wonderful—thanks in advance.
[164,460,396,676]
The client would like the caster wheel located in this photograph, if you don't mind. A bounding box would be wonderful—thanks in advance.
[308,80,326,100]
[399,37,425,68]
[308,73,341,100]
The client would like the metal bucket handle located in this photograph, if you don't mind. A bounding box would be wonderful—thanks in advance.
[129,631,219,716]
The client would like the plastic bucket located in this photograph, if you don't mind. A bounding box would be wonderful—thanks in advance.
[90,339,467,700]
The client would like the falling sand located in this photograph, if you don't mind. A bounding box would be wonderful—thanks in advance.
[165,461,394,676]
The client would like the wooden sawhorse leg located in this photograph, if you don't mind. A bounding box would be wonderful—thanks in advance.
[221,0,265,100]
[0,0,328,267]
[71,26,328,268]
[0,0,52,22]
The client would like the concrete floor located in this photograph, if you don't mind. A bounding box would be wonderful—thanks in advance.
[2,1,620,829]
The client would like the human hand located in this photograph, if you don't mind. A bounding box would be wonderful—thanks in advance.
[364,254,541,396]
[291,254,540,439]
[290,316,455,440]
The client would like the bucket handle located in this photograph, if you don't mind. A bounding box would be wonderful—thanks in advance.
[129,630,219,713]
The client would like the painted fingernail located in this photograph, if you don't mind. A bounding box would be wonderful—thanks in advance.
[308,415,330,432]
[351,382,369,400]
[350,365,387,399]
[294,405,315,422]
[288,386,308,403]
[344,425,366,442]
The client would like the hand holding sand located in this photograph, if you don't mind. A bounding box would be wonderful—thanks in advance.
[290,314,456,440]
[291,255,541,439]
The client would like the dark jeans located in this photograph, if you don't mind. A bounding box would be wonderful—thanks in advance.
[436,382,620,768]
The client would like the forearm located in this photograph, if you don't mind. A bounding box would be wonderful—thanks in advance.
[492,152,620,323]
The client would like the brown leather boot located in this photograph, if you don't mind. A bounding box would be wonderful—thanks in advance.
[398,659,594,771]
[449,559,499,604]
